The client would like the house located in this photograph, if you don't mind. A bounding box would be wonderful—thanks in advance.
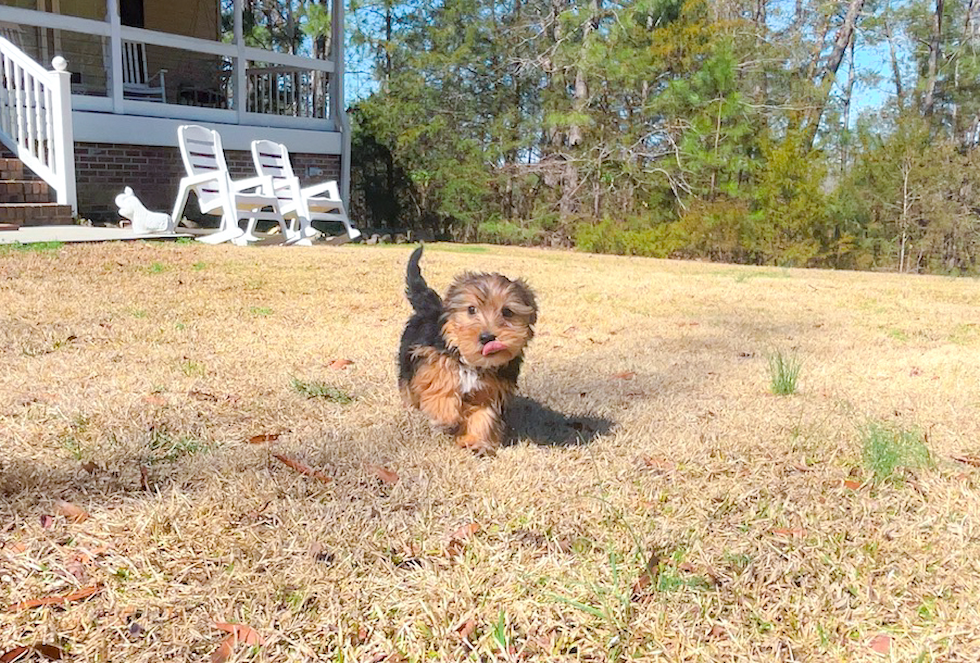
[0,0,348,226]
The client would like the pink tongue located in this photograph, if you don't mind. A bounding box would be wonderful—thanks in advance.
[482,340,506,356]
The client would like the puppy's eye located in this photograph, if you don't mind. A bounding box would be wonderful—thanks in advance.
[467,306,476,316]
[502,308,513,318]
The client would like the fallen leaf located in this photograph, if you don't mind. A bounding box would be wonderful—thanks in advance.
[0,647,29,663]
[215,623,264,646]
[273,454,331,484]
[142,394,166,406]
[329,358,354,370]
[708,625,727,639]
[447,523,480,557]
[843,479,862,489]
[631,550,661,600]
[449,523,480,541]
[65,560,89,584]
[248,433,281,444]
[55,500,89,523]
[641,455,676,472]
[139,465,151,491]
[210,635,234,663]
[34,644,63,661]
[456,616,477,641]
[7,584,102,611]
[678,562,696,573]
[869,633,891,654]
[244,500,272,521]
[613,371,636,380]
[951,455,980,467]
[569,420,595,433]
[366,464,399,486]
[772,527,807,538]
[39,515,54,529]
[80,461,98,474]
[310,542,335,563]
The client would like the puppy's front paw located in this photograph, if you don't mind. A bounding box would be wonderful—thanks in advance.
[433,419,462,436]
[456,435,498,456]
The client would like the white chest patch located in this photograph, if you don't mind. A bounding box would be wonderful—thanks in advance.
[458,366,483,394]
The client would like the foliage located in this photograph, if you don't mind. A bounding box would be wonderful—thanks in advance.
[347,0,980,273]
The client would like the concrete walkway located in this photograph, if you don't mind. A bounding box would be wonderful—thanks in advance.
[0,225,192,244]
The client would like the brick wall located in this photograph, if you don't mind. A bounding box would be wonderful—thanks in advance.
[74,142,341,224]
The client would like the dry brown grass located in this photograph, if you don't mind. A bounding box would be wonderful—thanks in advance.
[2,241,980,662]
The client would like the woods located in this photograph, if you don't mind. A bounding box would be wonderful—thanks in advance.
[344,0,980,273]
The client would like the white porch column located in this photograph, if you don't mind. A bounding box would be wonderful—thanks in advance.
[234,0,245,123]
[106,0,123,112]
[49,56,77,213]
[332,0,350,206]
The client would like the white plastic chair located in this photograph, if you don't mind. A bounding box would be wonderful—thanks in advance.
[172,125,291,245]
[251,139,360,246]
[122,41,166,102]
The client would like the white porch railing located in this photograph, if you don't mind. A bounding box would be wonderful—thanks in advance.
[0,36,76,213]
[246,66,328,119]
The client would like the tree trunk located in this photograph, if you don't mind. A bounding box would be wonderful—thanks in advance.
[884,0,904,104]
[841,37,856,172]
[802,0,865,150]
[923,0,943,116]
[562,0,601,218]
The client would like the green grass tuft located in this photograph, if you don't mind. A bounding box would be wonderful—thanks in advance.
[0,241,64,254]
[291,378,353,403]
[767,350,801,395]
[861,422,932,482]
[148,429,209,463]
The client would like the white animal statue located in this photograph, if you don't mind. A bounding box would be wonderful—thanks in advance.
[115,187,175,234]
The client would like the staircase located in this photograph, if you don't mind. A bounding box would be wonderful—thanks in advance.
[0,155,73,230]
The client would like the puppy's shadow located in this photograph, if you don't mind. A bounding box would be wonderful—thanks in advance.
[505,396,613,447]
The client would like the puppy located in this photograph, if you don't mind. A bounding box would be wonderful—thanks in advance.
[398,246,537,453]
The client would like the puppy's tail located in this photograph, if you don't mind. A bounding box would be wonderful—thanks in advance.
[405,245,442,315]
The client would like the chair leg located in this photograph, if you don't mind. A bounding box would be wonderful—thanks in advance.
[240,211,261,242]
[171,183,192,226]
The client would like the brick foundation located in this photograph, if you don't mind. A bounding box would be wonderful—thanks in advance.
[73,143,341,224]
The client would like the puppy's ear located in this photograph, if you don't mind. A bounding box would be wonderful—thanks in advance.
[513,279,537,326]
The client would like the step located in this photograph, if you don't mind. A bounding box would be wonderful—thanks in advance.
[0,203,74,227]
[0,158,26,181]
[0,180,54,204]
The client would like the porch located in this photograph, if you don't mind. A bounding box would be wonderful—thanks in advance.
[0,0,349,223]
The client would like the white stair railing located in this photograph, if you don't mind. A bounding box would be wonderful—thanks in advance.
[0,36,76,214]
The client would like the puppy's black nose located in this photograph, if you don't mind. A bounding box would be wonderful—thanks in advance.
[479,332,496,345]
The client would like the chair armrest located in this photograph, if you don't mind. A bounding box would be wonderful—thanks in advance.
[180,171,222,187]
[302,180,340,200]
[231,174,275,194]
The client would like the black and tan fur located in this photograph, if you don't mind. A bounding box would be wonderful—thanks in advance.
[398,246,537,453]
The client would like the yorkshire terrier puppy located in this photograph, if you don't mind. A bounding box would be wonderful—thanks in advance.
[398,246,537,454]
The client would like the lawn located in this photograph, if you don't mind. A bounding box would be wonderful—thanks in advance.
[2,241,980,662]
